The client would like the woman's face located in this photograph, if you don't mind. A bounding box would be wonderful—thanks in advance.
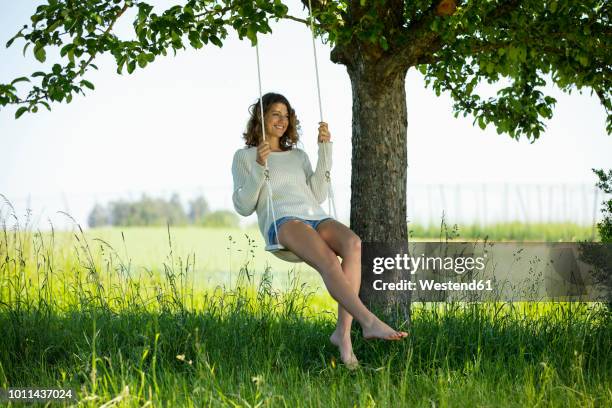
[264,102,289,139]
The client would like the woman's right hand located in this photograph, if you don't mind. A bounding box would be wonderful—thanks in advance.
[256,141,271,166]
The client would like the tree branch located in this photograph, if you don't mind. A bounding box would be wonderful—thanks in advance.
[413,0,523,67]
[77,3,130,77]
[299,0,339,31]
[384,1,446,73]
[194,5,232,19]
[282,14,309,25]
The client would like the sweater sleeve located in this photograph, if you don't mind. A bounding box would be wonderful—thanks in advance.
[302,142,332,204]
[232,149,266,216]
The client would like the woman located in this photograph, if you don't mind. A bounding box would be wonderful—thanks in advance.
[232,93,407,368]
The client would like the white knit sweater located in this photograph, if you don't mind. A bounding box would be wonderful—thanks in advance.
[232,142,333,245]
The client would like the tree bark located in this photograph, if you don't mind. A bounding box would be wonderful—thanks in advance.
[342,50,411,322]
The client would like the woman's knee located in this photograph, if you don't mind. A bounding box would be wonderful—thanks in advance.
[344,233,361,256]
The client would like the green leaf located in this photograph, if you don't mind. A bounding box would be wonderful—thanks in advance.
[466,81,475,95]
[34,44,46,62]
[508,46,518,62]
[81,80,94,90]
[188,31,202,49]
[246,26,257,45]
[47,19,63,33]
[210,35,222,47]
[117,56,126,74]
[6,35,19,48]
[137,55,147,68]
[478,116,486,130]
[550,1,558,13]
[60,43,74,57]
[431,18,439,32]
[10,77,30,85]
[15,106,28,119]
[127,60,136,74]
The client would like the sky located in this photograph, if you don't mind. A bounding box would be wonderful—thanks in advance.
[1,0,610,229]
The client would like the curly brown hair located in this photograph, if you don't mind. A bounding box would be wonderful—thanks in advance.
[243,93,300,151]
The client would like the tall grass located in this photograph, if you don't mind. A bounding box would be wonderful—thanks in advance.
[0,208,610,406]
[409,221,597,241]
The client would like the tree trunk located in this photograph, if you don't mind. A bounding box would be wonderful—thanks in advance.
[344,53,411,322]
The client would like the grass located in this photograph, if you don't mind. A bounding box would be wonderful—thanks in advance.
[409,221,597,242]
[0,214,610,406]
[60,221,598,290]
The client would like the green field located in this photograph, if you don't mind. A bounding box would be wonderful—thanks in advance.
[409,221,598,242]
[74,226,330,297]
[53,222,597,293]
[1,224,610,406]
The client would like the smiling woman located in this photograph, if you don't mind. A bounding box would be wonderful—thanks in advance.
[242,93,300,152]
[231,92,408,369]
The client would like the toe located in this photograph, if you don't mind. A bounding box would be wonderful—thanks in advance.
[393,331,406,340]
[345,361,359,370]
[386,333,399,340]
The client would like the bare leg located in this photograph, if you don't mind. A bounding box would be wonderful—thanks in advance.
[316,220,361,367]
[277,221,407,343]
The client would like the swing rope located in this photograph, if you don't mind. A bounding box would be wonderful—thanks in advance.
[255,43,280,246]
[308,0,323,123]
[255,1,338,260]
[307,0,337,220]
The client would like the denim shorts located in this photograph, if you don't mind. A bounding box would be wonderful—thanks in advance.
[267,216,333,245]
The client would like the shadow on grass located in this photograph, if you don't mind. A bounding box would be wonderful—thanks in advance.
[1,301,610,387]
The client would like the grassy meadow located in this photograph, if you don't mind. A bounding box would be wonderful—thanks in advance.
[0,220,610,406]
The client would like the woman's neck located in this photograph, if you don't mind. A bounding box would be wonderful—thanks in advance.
[267,137,282,152]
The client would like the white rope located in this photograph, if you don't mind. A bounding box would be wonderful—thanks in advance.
[328,182,337,220]
[255,40,280,244]
[308,0,323,122]
[307,0,337,220]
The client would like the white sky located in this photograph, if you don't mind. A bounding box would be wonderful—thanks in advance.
[1,1,610,229]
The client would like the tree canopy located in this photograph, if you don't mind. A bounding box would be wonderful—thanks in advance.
[1,0,610,138]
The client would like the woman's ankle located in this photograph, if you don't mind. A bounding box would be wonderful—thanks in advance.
[358,312,377,330]
[332,325,351,339]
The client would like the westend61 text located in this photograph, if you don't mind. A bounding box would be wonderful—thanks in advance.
[373,279,493,292]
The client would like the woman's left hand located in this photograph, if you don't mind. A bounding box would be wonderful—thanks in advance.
[318,122,331,143]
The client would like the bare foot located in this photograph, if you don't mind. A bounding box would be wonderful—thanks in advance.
[362,317,408,341]
[330,330,359,370]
